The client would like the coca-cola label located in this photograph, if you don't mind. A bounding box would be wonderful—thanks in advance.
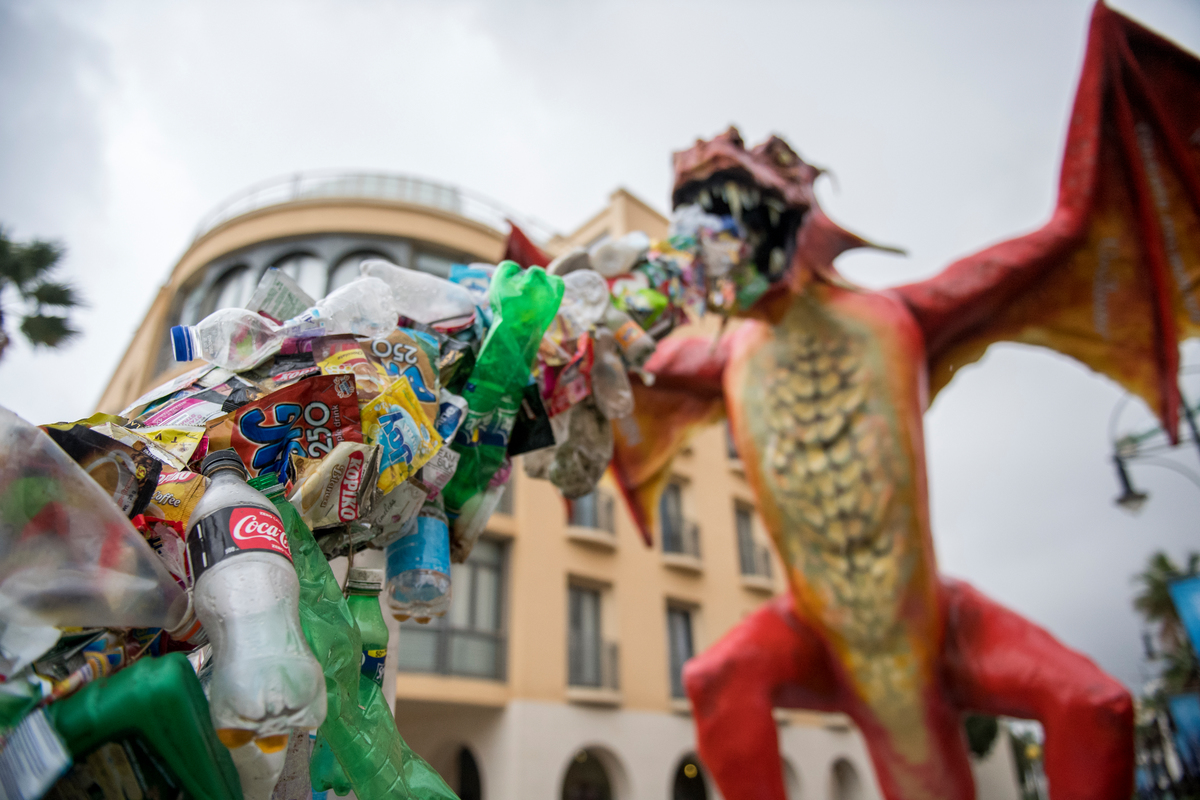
[187,506,291,581]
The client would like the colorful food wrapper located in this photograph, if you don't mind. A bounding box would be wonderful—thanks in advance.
[363,478,429,548]
[136,394,226,428]
[288,442,380,530]
[41,425,162,518]
[361,377,443,494]
[149,470,209,525]
[131,515,189,589]
[90,422,190,471]
[311,334,391,403]
[434,390,468,442]
[135,427,206,465]
[366,328,441,422]
[206,374,362,481]
[118,364,216,419]
[418,447,460,497]
[254,351,322,392]
[545,335,594,417]
[508,383,556,456]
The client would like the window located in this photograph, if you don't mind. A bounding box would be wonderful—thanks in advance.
[397,538,506,680]
[329,250,390,294]
[735,505,757,575]
[725,422,739,460]
[416,252,454,277]
[666,606,695,698]
[568,586,601,687]
[273,252,326,299]
[831,759,863,800]
[204,265,254,316]
[661,482,698,557]
[569,490,614,533]
[561,749,611,800]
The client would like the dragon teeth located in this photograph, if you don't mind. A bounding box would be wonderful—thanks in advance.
[726,182,742,219]
[699,189,712,209]
[770,247,786,274]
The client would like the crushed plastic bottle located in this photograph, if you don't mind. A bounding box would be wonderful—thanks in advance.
[589,231,650,277]
[186,449,326,746]
[590,327,635,421]
[602,304,656,371]
[171,277,398,371]
[385,499,451,623]
[360,259,477,331]
[559,270,611,331]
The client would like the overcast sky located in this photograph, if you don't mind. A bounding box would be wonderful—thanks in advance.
[1,0,1198,692]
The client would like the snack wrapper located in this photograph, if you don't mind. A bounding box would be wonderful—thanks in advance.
[137,394,227,427]
[361,377,443,495]
[288,442,381,530]
[206,374,362,481]
[366,329,441,422]
[118,364,216,419]
[90,422,190,471]
[136,426,206,465]
[312,335,391,403]
[418,447,460,497]
[362,479,429,548]
[545,335,594,417]
[434,390,468,442]
[41,425,163,518]
[149,470,209,525]
[256,351,322,392]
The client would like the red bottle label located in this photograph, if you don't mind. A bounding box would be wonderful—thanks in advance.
[187,506,291,581]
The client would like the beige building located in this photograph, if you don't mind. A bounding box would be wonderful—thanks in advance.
[98,172,1019,800]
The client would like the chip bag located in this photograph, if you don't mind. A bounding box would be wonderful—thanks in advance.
[206,374,362,481]
[288,442,380,530]
[361,378,442,495]
[365,329,440,422]
[312,335,391,403]
[149,470,209,525]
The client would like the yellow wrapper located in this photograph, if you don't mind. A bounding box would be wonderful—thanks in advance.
[150,470,209,524]
[137,426,206,464]
[361,377,443,494]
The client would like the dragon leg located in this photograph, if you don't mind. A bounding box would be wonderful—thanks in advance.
[940,578,1134,800]
[683,594,840,800]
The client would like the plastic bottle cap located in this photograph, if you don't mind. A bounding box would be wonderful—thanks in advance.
[170,326,194,362]
[200,448,248,478]
[346,567,384,592]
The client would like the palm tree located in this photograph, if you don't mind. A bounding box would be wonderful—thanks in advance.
[0,226,83,360]
[1134,550,1200,693]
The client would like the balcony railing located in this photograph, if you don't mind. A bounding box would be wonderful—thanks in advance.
[569,491,615,534]
[191,169,557,244]
[741,543,773,580]
[568,636,620,691]
[662,520,701,559]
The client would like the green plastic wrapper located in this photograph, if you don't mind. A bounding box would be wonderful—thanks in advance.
[442,262,563,514]
[249,476,455,800]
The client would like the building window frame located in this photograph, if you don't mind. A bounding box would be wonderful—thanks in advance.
[396,536,508,681]
[666,603,696,699]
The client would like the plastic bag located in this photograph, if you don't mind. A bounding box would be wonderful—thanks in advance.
[547,397,613,499]
[0,406,187,630]
[442,262,563,513]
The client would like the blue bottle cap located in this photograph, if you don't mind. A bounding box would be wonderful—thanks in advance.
[170,326,194,362]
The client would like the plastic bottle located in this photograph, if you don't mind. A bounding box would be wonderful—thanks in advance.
[385,499,452,623]
[559,269,611,330]
[171,276,398,370]
[590,327,635,420]
[602,304,657,370]
[310,567,390,796]
[46,652,242,800]
[359,259,477,330]
[186,449,327,747]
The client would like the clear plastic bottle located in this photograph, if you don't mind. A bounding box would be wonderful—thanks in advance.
[359,259,476,330]
[602,304,657,370]
[186,449,327,748]
[385,498,452,623]
[171,276,398,370]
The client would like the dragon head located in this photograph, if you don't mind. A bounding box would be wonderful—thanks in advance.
[670,126,901,319]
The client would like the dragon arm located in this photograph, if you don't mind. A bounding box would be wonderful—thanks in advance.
[893,2,1200,441]
[610,332,732,545]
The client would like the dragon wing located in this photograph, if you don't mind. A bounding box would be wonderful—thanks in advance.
[610,332,730,546]
[894,2,1200,441]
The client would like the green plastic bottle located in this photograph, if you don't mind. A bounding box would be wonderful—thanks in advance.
[249,475,456,800]
[310,567,391,796]
[46,652,243,800]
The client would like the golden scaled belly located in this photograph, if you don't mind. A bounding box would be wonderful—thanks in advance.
[736,293,932,743]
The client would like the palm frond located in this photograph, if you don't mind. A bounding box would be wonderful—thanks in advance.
[19,314,78,348]
[28,281,82,309]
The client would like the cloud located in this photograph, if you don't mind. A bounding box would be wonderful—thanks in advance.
[0,0,1197,692]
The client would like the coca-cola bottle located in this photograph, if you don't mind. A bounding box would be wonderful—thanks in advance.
[186,449,326,751]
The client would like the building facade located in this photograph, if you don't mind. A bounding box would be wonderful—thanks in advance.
[97,173,1019,800]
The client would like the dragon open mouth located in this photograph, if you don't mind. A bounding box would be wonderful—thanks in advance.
[669,170,807,314]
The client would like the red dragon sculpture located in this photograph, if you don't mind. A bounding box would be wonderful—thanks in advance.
[609,5,1200,798]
